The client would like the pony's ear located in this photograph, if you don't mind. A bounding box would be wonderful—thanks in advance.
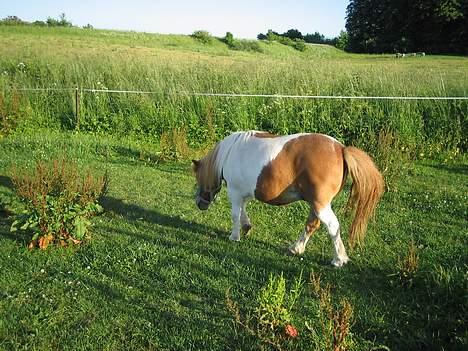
[192,159,200,172]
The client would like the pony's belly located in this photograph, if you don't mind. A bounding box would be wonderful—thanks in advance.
[255,185,303,206]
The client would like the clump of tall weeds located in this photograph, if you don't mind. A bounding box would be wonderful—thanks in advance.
[226,273,303,350]
[309,273,355,351]
[159,128,191,160]
[0,91,21,136]
[10,158,108,249]
[396,241,419,288]
[360,128,411,191]
[226,272,364,350]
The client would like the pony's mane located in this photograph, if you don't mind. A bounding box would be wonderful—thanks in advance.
[199,144,221,191]
[199,131,257,190]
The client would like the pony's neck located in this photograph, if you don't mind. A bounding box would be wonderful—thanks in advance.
[203,131,248,189]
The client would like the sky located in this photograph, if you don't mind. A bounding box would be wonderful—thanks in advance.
[1,0,349,39]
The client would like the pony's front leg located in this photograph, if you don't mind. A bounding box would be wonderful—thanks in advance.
[240,200,252,234]
[227,189,242,241]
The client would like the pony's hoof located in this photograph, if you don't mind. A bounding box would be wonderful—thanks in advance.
[229,234,240,242]
[241,224,252,235]
[331,257,349,267]
[288,244,304,256]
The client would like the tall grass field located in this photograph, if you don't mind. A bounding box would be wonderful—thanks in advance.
[1,26,467,155]
[0,26,467,350]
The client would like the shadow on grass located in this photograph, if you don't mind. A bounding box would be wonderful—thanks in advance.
[301,260,467,350]
[76,266,232,350]
[0,214,33,244]
[99,193,311,287]
[427,163,468,176]
[0,175,14,190]
[101,195,226,238]
[100,193,306,269]
[0,175,22,242]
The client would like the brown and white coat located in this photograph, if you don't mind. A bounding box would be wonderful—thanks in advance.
[193,131,384,267]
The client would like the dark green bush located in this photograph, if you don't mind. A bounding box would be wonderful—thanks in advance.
[191,30,213,44]
[266,30,307,51]
[292,39,307,52]
[224,32,263,53]
[224,31,235,47]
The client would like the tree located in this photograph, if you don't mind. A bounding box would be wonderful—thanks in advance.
[304,31,326,44]
[283,29,303,40]
[58,13,72,27]
[47,13,72,27]
[266,29,281,41]
[224,32,235,47]
[0,16,27,25]
[335,31,349,50]
[346,0,468,54]
[33,20,47,27]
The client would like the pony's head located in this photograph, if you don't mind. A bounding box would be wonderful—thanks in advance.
[192,155,222,210]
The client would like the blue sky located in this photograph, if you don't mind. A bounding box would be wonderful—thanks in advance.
[1,1,349,39]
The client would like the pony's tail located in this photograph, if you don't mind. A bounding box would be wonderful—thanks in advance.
[343,146,385,248]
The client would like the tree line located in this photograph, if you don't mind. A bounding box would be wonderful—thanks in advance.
[257,29,348,50]
[346,0,468,54]
[0,14,93,29]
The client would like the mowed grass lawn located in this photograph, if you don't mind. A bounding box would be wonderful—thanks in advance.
[0,132,466,350]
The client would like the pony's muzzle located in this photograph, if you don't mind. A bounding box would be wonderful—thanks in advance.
[196,196,210,210]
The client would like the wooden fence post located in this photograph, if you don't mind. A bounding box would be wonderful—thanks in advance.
[75,87,80,130]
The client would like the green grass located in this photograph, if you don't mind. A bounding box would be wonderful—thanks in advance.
[0,25,467,350]
[0,131,466,350]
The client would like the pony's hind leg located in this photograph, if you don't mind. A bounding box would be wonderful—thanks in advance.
[316,204,349,267]
[289,211,320,255]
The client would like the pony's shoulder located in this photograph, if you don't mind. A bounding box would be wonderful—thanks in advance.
[223,130,265,142]
[228,130,264,137]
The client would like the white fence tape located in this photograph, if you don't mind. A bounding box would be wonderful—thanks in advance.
[188,92,468,101]
[4,87,468,100]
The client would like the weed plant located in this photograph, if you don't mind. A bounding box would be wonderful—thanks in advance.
[226,273,304,350]
[309,273,355,351]
[227,272,362,351]
[396,241,420,288]
[10,158,107,248]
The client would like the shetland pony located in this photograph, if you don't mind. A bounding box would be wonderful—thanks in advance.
[192,131,384,267]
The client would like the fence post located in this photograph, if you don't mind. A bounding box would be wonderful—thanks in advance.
[75,87,80,130]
